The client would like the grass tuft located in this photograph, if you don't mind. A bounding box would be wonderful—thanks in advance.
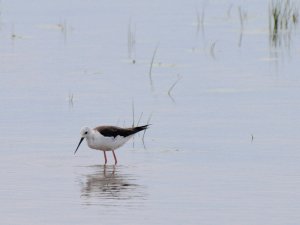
[269,0,299,46]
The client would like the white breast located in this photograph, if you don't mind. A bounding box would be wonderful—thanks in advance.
[86,131,133,151]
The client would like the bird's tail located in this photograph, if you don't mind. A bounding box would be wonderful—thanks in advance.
[133,124,150,133]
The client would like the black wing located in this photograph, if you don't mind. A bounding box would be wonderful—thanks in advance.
[94,125,149,138]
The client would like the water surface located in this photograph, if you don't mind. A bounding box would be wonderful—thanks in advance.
[1,0,300,224]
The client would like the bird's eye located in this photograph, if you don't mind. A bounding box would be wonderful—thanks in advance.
[84,131,88,135]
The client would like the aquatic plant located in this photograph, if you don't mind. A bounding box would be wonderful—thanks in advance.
[168,74,181,103]
[148,44,159,90]
[269,0,299,46]
[238,6,247,30]
[210,41,217,58]
[196,7,205,34]
[127,20,136,61]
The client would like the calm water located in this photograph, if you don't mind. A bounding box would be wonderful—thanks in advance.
[1,0,300,224]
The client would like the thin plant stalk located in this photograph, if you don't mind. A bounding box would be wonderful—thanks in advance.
[168,75,182,102]
[149,44,159,90]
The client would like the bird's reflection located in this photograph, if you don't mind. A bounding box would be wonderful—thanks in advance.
[79,165,145,204]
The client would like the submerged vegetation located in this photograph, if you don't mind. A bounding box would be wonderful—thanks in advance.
[269,0,299,46]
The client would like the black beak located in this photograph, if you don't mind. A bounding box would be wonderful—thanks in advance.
[74,137,84,155]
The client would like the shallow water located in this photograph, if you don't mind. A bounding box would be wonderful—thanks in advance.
[1,0,300,224]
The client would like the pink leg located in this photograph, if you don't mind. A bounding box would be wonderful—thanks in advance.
[103,151,107,165]
[112,150,118,165]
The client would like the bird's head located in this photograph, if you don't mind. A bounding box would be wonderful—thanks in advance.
[74,126,92,154]
[80,126,92,138]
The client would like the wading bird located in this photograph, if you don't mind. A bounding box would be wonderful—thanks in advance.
[74,125,149,164]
